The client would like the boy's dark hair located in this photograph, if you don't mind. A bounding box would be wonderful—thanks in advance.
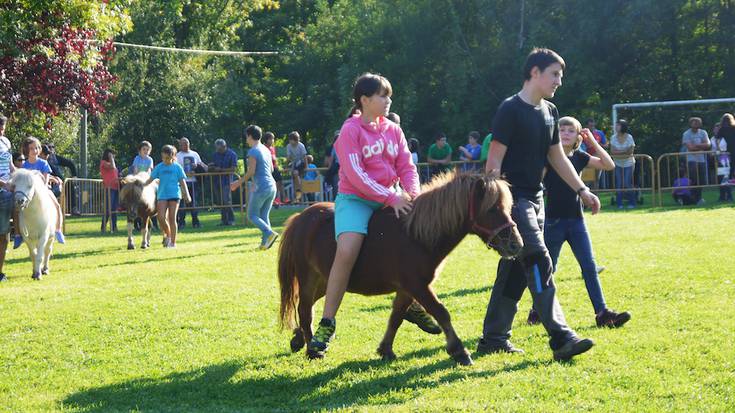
[435,132,446,141]
[246,125,263,141]
[0,114,7,128]
[387,112,401,124]
[263,131,275,142]
[616,119,629,134]
[523,48,565,80]
[12,152,22,163]
[139,140,152,150]
[468,131,481,142]
[41,144,51,156]
[287,131,300,142]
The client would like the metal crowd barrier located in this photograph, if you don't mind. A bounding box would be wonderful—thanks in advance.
[656,150,730,206]
[584,154,657,206]
[62,171,246,231]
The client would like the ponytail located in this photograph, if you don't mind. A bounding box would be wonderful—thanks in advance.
[347,104,360,118]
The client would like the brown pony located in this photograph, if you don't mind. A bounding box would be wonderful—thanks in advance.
[119,172,158,250]
[278,171,523,366]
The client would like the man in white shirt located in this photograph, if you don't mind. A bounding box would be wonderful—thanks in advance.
[681,117,711,205]
[176,137,206,228]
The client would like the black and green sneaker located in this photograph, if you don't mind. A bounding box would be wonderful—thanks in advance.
[404,302,442,335]
[307,318,336,359]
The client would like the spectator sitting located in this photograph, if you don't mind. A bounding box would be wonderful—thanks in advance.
[427,132,453,177]
[682,117,711,205]
[673,170,696,205]
[286,131,308,202]
[458,131,482,171]
[304,155,318,181]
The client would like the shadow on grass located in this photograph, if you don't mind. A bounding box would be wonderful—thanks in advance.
[62,345,540,412]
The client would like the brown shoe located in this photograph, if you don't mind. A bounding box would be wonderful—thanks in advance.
[596,309,631,328]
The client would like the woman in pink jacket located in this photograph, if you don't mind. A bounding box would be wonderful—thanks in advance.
[307,73,420,358]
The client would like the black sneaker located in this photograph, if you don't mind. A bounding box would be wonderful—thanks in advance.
[526,308,540,325]
[476,338,524,355]
[596,309,631,328]
[553,337,594,361]
[0,273,7,282]
[307,318,336,359]
[404,302,441,334]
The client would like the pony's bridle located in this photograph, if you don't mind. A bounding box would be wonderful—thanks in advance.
[467,192,515,244]
[14,190,30,204]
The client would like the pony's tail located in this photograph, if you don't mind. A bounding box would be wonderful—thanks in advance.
[278,212,301,330]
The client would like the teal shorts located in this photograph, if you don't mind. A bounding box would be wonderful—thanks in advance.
[334,193,383,239]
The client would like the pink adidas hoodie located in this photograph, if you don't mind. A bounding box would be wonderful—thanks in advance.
[335,115,420,206]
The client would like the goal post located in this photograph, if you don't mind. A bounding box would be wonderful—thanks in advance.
[612,97,735,129]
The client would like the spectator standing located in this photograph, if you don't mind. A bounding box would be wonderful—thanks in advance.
[711,123,732,201]
[263,132,286,204]
[681,117,711,205]
[718,113,735,179]
[209,138,238,226]
[12,152,24,169]
[176,137,205,228]
[582,118,608,189]
[230,125,278,250]
[286,131,308,202]
[99,148,119,233]
[610,120,636,209]
[427,132,453,176]
[45,142,78,214]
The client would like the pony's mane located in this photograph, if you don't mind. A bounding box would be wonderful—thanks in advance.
[119,172,156,210]
[10,168,45,189]
[404,170,509,250]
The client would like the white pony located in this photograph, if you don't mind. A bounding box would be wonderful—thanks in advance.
[10,169,58,280]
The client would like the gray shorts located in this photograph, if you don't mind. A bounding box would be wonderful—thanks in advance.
[0,190,13,234]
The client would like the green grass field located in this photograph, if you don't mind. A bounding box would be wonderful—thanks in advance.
[1,197,733,412]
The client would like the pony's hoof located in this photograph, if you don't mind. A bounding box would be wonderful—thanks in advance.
[127,244,135,250]
[31,273,41,281]
[290,332,305,353]
[377,347,397,361]
[41,267,49,275]
[451,349,473,366]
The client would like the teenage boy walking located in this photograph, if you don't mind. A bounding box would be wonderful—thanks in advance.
[479,48,600,361]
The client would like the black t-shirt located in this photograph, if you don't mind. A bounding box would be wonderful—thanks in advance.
[544,150,590,219]
[492,94,560,197]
